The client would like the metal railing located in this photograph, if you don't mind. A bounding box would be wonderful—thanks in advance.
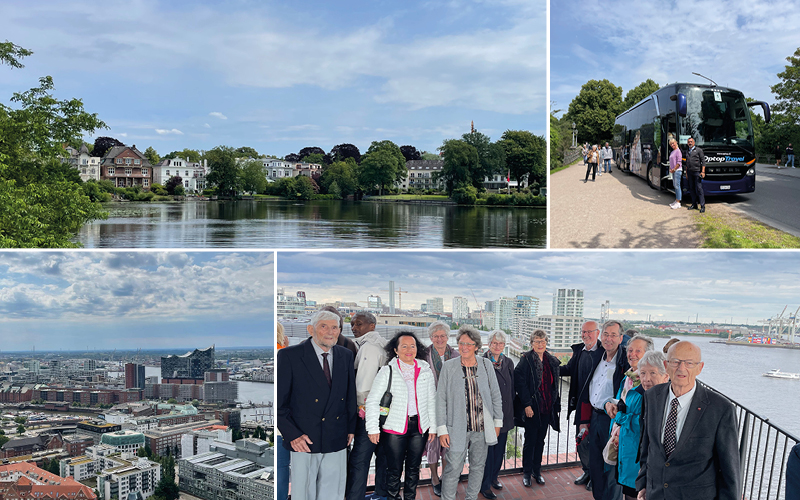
[702,381,799,500]
[363,377,800,499]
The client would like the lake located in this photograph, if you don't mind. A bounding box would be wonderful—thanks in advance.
[75,200,546,248]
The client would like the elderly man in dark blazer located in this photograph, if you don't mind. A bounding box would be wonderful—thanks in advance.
[636,341,739,500]
[277,310,357,500]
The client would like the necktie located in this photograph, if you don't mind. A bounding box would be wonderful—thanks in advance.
[322,352,332,387]
[664,398,679,457]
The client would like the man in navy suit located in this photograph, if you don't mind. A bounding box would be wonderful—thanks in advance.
[636,341,739,500]
[278,310,357,500]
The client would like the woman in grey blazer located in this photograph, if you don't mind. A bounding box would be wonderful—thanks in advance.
[436,326,503,500]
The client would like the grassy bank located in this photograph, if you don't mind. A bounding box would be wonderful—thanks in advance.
[698,211,800,248]
[368,194,451,201]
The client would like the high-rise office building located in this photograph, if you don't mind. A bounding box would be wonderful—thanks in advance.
[426,297,444,315]
[552,288,584,317]
[124,363,146,389]
[161,346,215,382]
[452,296,469,322]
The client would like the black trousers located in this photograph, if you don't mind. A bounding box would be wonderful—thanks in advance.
[589,410,622,500]
[481,430,508,491]
[577,424,590,472]
[346,417,387,500]
[585,162,597,181]
[687,170,705,207]
[522,414,550,476]
[383,416,427,500]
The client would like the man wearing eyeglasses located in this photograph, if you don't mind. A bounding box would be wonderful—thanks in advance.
[636,341,739,500]
[587,320,629,500]
[561,320,604,491]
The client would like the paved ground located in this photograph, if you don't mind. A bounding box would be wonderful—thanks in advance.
[717,162,800,238]
[551,160,707,248]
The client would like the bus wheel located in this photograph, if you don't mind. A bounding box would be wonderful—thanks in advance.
[647,164,659,190]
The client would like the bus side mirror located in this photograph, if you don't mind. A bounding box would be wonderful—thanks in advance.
[670,93,687,117]
[747,100,771,124]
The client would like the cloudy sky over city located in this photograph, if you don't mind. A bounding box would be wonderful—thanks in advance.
[0,252,273,351]
[551,0,800,117]
[279,251,800,325]
[1,0,545,158]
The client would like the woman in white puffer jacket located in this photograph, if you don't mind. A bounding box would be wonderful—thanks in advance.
[366,331,437,500]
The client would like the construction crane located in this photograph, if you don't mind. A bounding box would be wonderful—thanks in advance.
[468,288,482,323]
[381,286,409,310]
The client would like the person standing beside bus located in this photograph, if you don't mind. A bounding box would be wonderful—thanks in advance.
[585,145,599,183]
[685,137,706,213]
[602,143,613,173]
[668,139,682,209]
[787,143,795,168]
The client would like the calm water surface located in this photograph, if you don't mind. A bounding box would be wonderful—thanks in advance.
[76,200,546,248]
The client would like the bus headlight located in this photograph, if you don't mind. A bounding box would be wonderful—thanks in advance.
[746,167,755,176]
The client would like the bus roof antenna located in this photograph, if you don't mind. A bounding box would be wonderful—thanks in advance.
[692,72,717,87]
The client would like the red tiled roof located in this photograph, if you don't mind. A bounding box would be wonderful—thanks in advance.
[0,462,96,499]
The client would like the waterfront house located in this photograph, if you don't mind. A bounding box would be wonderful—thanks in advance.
[99,145,153,190]
[154,158,207,193]
[64,144,102,182]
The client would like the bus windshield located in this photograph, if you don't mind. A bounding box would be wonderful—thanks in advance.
[678,87,753,149]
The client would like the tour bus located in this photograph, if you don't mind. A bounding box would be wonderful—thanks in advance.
[612,83,770,196]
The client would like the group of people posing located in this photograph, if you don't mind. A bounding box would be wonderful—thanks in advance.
[583,143,613,182]
[277,310,741,500]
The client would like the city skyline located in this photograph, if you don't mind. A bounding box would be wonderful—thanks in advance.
[278,251,800,325]
[0,252,274,351]
[551,0,797,118]
[2,0,546,157]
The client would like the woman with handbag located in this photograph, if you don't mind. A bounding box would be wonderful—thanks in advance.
[514,329,561,487]
[479,330,515,500]
[605,334,660,500]
[366,331,437,500]
[436,325,503,500]
[585,145,599,182]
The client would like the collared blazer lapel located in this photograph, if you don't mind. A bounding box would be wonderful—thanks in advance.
[302,338,333,393]
[670,383,710,458]
[650,383,670,458]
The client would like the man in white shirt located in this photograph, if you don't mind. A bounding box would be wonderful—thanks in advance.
[346,312,389,500]
[586,321,629,500]
[637,341,739,500]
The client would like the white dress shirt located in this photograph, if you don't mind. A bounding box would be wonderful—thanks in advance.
[662,382,698,444]
[589,349,618,410]
[311,338,333,373]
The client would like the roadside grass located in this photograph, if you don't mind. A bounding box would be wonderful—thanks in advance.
[369,194,450,201]
[551,159,584,175]
[698,211,800,248]
[252,194,281,199]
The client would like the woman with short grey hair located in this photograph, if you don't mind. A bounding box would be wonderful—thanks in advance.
[607,334,659,499]
[479,330,514,499]
[437,326,503,500]
[424,321,459,495]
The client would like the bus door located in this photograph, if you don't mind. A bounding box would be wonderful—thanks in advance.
[663,112,681,193]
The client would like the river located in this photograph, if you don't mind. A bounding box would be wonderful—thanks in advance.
[75,200,546,248]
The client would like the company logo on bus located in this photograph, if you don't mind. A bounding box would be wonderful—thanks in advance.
[705,156,745,163]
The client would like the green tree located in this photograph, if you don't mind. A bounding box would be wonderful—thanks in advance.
[0,40,33,68]
[500,130,546,192]
[0,435,8,447]
[239,159,267,193]
[436,139,478,195]
[144,443,153,458]
[92,136,124,159]
[144,146,160,165]
[16,424,25,434]
[153,478,180,500]
[1,44,107,247]
[421,151,440,160]
[359,141,407,195]
[302,152,325,165]
[329,143,361,164]
[622,79,660,111]
[460,131,505,190]
[164,176,183,195]
[163,149,201,163]
[566,79,624,145]
[288,175,314,200]
[550,113,562,170]
[235,146,260,158]
[166,398,178,404]
[771,47,800,123]
[320,159,357,198]
[13,416,26,424]
[205,146,240,196]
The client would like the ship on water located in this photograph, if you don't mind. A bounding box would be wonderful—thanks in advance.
[762,368,800,380]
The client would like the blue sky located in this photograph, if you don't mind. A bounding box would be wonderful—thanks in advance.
[551,0,800,118]
[0,252,274,351]
[279,251,800,325]
[1,0,545,158]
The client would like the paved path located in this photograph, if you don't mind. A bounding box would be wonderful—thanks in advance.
[550,160,707,248]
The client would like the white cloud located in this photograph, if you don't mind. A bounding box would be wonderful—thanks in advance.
[155,128,184,135]
[209,112,227,120]
[204,123,211,128]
